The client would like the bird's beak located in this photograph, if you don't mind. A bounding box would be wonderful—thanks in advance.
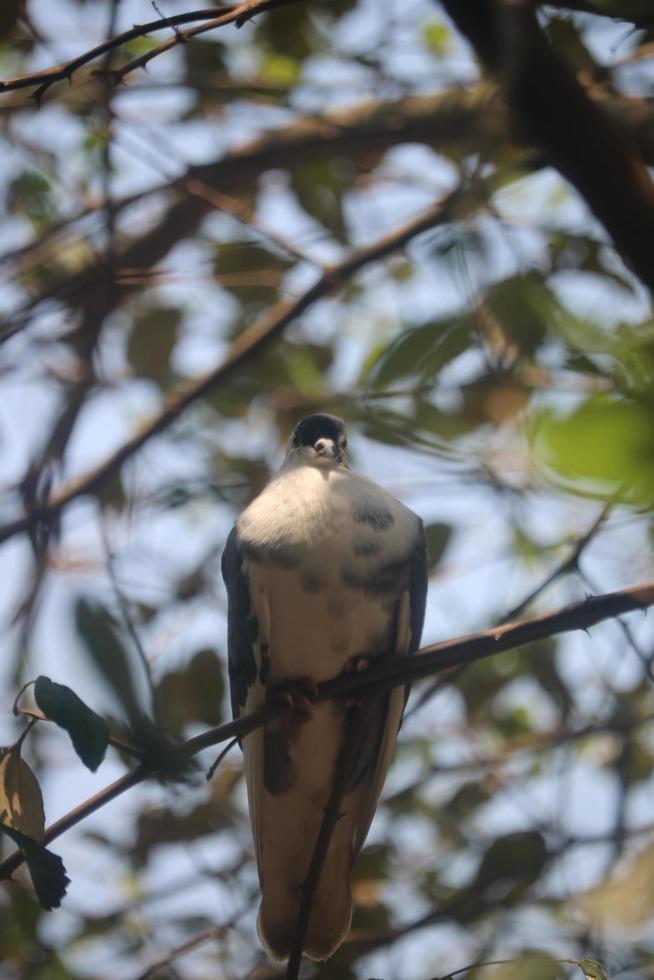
[313,438,337,459]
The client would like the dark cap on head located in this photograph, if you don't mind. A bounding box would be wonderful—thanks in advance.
[290,414,347,449]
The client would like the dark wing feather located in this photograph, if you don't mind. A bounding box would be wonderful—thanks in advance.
[408,518,428,653]
[221,526,258,721]
[400,517,428,714]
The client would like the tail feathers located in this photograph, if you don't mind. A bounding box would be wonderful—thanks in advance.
[257,836,353,961]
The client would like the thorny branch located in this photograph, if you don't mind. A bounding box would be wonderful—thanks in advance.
[1,579,652,883]
[110,0,304,86]
[0,0,304,102]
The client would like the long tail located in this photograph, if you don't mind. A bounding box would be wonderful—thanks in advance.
[257,816,353,961]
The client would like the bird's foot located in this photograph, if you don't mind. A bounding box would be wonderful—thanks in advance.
[274,677,319,733]
[342,655,371,707]
[344,655,371,674]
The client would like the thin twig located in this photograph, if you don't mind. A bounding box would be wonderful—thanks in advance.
[101,522,156,706]
[137,899,254,979]
[206,736,238,780]
[110,0,304,86]
[579,567,654,683]
[10,717,39,753]
[501,498,616,624]
[0,4,291,100]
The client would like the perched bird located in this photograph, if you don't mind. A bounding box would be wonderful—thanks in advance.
[221,414,427,961]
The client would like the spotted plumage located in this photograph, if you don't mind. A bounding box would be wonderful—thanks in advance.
[221,414,427,961]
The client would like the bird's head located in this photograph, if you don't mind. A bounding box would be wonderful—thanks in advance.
[285,414,348,468]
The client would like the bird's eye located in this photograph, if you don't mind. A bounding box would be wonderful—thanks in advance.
[342,439,347,449]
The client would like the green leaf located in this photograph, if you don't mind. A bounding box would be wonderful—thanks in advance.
[154,649,224,735]
[485,954,566,980]
[423,522,452,570]
[366,316,474,390]
[213,241,291,311]
[422,20,450,56]
[281,342,333,396]
[252,0,355,60]
[34,676,109,772]
[128,305,181,383]
[74,598,148,726]
[577,960,610,980]
[532,394,654,503]
[121,35,160,59]
[484,272,552,357]
[0,824,69,911]
[518,639,571,719]
[474,831,548,892]
[131,767,239,866]
[7,170,55,230]
[184,37,226,76]
[259,53,300,86]
[0,750,45,842]
[289,159,351,241]
[74,601,194,781]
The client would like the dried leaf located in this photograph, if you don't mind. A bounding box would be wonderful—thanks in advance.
[0,750,45,842]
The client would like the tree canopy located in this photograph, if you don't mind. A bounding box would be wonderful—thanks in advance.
[1,1,654,978]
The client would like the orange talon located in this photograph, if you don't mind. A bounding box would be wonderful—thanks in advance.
[342,655,372,706]
[274,677,318,732]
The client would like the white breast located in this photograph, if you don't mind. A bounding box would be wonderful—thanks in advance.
[237,460,420,679]
[238,462,418,562]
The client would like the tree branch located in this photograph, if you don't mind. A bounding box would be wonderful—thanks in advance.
[0,186,467,547]
[110,0,304,86]
[440,0,654,294]
[1,579,651,884]
[137,901,254,980]
[541,1,654,25]
[406,496,616,718]
[7,81,654,338]
[0,0,303,102]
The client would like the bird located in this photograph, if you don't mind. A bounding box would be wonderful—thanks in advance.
[221,413,427,961]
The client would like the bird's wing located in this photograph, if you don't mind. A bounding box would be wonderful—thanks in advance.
[350,521,428,858]
[221,526,258,721]
[221,526,267,866]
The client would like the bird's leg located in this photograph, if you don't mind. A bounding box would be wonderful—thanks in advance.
[342,654,372,707]
[273,677,319,736]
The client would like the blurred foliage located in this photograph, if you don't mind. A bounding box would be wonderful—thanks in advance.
[0,0,653,978]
